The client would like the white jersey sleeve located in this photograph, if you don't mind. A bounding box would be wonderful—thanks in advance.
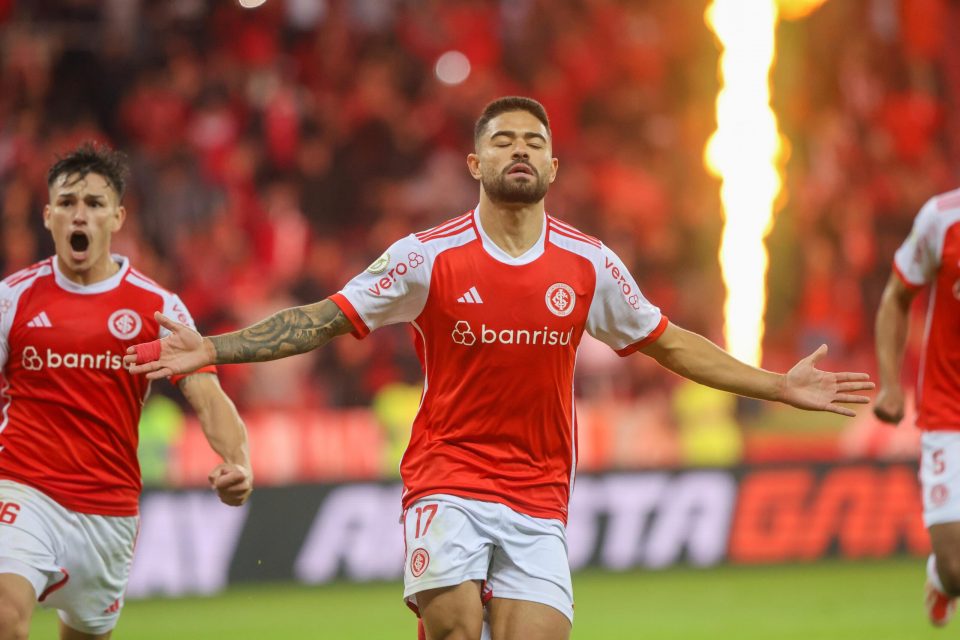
[160,293,201,336]
[587,243,666,354]
[125,270,203,336]
[333,235,431,336]
[894,197,941,287]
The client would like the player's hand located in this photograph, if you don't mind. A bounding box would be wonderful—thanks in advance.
[779,344,875,416]
[208,463,253,507]
[123,312,214,380]
[873,387,905,425]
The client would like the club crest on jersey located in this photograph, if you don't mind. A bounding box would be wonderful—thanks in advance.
[410,548,430,578]
[545,283,576,317]
[366,252,390,274]
[108,309,142,340]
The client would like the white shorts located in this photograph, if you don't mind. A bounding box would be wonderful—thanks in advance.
[920,432,960,527]
[402,494,574,624]
[0,480,138,635]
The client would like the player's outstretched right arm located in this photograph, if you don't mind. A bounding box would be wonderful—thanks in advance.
[873,272,919,424]
[124,299,353,380]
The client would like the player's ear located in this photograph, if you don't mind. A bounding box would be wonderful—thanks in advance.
[549,157,558,184]
[112,205,127,233]
[42,204,52,230]
[466,153,482,180]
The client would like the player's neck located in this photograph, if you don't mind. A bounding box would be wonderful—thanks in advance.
[477,196,544,258]
[56,254,120,286]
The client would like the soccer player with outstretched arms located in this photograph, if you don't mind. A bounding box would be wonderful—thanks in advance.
[0,143,252,640]
[875,188,960,627]
[127,97,873,640]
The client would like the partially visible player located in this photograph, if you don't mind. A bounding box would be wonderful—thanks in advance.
[875,188,960,627]
[0,143,252,640]
[126,97,873,640]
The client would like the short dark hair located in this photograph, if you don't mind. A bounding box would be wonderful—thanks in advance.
[47,141,130,200]
[474,96,551,146]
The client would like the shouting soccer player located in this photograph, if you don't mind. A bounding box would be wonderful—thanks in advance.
[127,97,873,640]
[0,143,253,640]
[875,189,960,627]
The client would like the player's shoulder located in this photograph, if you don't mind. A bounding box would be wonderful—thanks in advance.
[414,210,477,245]
[546,215,602,256]
[929,188,960,216]
[410,210,479,258]
[1,258,54,291]
[123,265,178,303]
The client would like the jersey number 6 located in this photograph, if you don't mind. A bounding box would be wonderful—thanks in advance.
[0,501,20,525]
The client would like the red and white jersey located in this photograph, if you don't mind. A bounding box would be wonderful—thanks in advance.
[894,189,960,430]
[0,256,210,516]
[331,210,666,522]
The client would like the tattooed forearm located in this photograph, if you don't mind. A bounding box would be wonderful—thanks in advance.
[209,300,353,364]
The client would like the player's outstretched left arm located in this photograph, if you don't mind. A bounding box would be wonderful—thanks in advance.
[178,372,253,507]
[124,299,354,380]
[640,322,875,416]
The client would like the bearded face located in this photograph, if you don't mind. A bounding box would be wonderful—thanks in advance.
[480,159,551,205]
[470,110,557,207]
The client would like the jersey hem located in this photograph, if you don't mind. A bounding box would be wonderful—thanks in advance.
[0,474,139,517]
[615,315,669,357]
[915,422,960,432]
[329,293,370,338]
[402,488,568,525]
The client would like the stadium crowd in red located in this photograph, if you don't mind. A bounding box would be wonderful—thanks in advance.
[0,0,955,420]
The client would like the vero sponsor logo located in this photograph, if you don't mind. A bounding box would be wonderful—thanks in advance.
[450,321,572,347]
[604,257,641,310]
[366,252,425,297]
[21,346,124,371]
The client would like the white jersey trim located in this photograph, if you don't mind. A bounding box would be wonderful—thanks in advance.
[52,255,130,295]
[0,263,55,370]
[0,263,56,443]
[400,319,429,488]
[894,196,960,287]
[474,206,547,266]
[568,351,578,504]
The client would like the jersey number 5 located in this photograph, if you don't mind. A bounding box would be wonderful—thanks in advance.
[414,504,438,538]
[0,502,20,525]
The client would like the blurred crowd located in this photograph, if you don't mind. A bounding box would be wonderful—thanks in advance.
[0,0,956,425]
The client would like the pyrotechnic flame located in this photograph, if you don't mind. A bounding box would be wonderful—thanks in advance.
[704,0,784,367]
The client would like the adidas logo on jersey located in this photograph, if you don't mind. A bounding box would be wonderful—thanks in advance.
[457,287,484,304]
[26,312,52,328]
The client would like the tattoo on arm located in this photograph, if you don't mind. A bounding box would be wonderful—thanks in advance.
[210,301,353,364]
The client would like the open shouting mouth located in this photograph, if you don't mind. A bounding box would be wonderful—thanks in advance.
[69,231,90,260]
